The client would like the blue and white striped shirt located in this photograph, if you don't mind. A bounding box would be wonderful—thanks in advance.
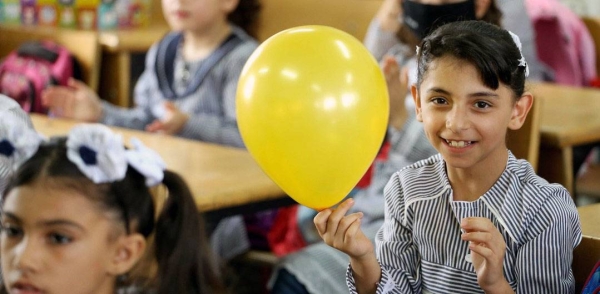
[347,152,582,293]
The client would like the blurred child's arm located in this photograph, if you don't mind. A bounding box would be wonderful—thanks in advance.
[363,0,402,61]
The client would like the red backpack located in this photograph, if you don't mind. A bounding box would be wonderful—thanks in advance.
[0,41,75,113]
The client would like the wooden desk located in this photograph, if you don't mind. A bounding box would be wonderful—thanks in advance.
[97,25,169,107]
[532,82,600,195]
[29,114,289,214]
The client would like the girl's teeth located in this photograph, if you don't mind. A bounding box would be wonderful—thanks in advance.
[447,140,470,147]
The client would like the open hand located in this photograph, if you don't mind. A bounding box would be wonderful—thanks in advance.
[41,78,102,122]
[146,102,189,135]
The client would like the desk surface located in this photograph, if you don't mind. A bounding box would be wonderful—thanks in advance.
[578,203,600,238]
[30,114,287,212]
[532,82,600,148]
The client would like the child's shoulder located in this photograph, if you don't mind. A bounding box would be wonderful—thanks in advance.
[504,153,571,202]
[389,153,448,195]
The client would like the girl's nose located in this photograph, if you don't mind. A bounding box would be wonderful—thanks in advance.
[13,237,41,273]
[446,106,470,133]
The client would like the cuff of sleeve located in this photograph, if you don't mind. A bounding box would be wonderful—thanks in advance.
[345,262,394,294]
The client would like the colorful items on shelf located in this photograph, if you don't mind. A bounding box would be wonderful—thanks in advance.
[0,0,150,29]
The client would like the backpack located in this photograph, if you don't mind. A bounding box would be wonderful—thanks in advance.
[0,41,75,113]
[582,259,600,294]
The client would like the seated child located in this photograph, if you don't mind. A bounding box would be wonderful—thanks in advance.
[315,20,582,293]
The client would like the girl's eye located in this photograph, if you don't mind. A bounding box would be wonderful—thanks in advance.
[431,97,448,105]
[48,233,73,245]
[0,224,23,238]
[475,101,492,109]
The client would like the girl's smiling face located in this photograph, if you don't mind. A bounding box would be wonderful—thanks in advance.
[1,180,127,294]
[413,55,529,172]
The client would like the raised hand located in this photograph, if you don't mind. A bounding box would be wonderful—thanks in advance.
[381,55,410,131]
[461,217,515,294]
[41,78,103,122]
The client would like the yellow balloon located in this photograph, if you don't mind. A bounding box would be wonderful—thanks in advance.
[236,26,389,210]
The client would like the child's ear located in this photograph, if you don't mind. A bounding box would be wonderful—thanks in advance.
[411,84,423,122]
[508,92,534,130]
[107,234,147,276]
[475,0,492,19]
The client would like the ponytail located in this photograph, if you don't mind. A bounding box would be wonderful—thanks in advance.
[154,171,226,294]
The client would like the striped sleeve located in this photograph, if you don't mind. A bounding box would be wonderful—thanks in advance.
[515,188,581,294]
[346,172,421,294]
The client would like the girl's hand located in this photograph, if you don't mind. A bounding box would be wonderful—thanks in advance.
[314,198,374,260]
[41,78,103,122]
[461,217,514,294]
[381,55,409,131]
[146,102,189,135]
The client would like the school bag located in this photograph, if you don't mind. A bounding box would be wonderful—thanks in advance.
[582,259,600,294]
[0,40,76,113]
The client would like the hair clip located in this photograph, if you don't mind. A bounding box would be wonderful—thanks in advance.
[66,124,165,187]
[415,45,421,56]
[66,124,128,184]
[0,116,45,171]
[126,138,166,187]
[508,30,530,78]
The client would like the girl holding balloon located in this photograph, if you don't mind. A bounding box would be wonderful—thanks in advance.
[269,0,506,293]
[315,20,581,294]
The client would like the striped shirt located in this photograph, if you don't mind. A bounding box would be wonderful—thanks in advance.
[101,25,258,148]
[347,152,582,293]
[0,95,34,195]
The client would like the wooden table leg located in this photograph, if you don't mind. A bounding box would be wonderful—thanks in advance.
[99,51,132,108]
[538,145,574,197]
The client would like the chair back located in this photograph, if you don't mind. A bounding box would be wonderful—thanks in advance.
[582,16,600,78]
[574,236,600,293]
[0,25,101,91]
[507,92,542,171]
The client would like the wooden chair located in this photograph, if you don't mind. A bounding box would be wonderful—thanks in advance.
[582,16,600,77]
[506,91,542,171]
[256,0,382,42]
[574,236,600,293]
[0,25,101,91]
[573,17,600,198]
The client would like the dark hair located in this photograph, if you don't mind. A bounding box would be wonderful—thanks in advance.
[228,0,262,39]
[396,0,502,51]
[416,20,527,98]
[1,138,225,294]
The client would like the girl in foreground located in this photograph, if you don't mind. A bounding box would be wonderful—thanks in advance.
[0,122,224,293]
